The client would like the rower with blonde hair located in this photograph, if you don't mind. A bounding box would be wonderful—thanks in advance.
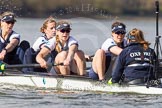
[22,16,56,72]
[36,20,86,75]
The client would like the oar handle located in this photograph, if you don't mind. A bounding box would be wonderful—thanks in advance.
[85,55,94,62]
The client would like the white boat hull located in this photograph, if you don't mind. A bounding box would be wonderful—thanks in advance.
[0,74,162,95]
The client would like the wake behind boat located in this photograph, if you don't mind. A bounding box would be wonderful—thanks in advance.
[0,69,162,95]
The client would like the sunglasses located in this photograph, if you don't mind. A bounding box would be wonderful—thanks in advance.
[115,31,125,35]
[60,29,70,33]
[6,21,15,24]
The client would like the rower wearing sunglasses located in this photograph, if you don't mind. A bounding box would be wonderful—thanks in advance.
[0,11,29,64]
[36,20,86,76]
[89,21,127,81]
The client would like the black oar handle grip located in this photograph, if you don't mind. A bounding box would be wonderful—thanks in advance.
[55,63,64,66]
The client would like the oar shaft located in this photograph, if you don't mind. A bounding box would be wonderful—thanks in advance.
[2,63,63,70]
[5,64,44,68]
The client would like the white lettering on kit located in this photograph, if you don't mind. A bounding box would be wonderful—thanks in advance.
[130,52,141,57]
[130,52,151,57]
[135,58,150,61]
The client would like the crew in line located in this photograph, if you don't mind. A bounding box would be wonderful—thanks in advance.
[36,20,86,75]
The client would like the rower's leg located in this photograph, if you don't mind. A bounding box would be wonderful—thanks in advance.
[92,49,106,80]
[54,51,70,75]
[73,50,86,76]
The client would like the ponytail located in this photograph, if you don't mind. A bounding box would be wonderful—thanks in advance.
[55,35,61,53]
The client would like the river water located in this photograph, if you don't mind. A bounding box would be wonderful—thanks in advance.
[1,17,162,108]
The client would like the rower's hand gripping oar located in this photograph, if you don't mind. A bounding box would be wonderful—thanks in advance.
[85,54,94,62]
[0,62,64,72]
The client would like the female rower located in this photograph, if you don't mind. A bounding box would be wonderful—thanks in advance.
[23,16,56,72]
[36,20,86,75]
[89,21,127,81]
[0,11,26,64]
[112,28,156,84]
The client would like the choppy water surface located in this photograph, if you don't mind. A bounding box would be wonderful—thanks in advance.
[0,84,162,108]
[1,17,162,107]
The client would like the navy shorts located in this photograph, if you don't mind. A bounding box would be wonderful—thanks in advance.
[88,67,99,80]
[88,54,111,80]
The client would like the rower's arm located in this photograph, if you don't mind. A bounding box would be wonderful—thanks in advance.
[109,46,123,55]
[36,47,51,68]
[4,38,19,53]
[64,44,78,65]
[0,39,19,60]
